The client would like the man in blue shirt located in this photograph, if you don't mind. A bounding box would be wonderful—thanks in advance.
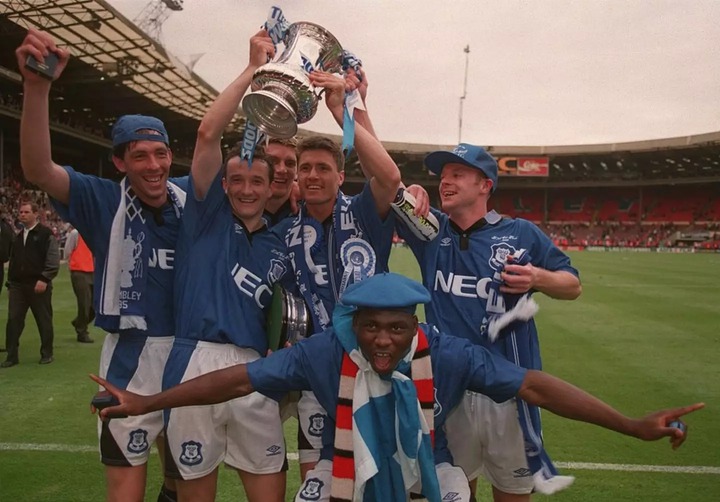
[17,28,186,502]
[274,69,402,477]
[400,144,582,499]
[159,29,293,502]
[92,273,701,502]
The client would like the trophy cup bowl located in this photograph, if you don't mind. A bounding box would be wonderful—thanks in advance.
[242,22,344,138]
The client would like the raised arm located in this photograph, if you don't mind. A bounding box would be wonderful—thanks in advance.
[309,71,401,218]
[518,370,703,449]
[191,29,275,199]
[16,29,72,204]
[90,365,254,419]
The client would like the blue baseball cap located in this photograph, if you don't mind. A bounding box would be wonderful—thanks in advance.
[340,273,431,314]
[425,143,498,192]
[111,114,169,147]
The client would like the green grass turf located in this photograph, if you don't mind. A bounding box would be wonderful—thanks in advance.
[1,250,719,501]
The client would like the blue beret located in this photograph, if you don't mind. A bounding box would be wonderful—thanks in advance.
[340,273,431,312]
[111,114,169,147]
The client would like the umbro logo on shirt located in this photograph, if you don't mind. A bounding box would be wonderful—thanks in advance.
[266,444,282,456]
[440,237,452,247]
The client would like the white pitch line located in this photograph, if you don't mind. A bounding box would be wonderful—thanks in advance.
[1,443,717,474]
[555,461,720,475]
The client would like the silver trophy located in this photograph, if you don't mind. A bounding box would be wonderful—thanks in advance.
[267,285,312,350]
[242,22,344,138]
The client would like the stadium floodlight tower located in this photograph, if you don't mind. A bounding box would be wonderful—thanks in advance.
[133,0,184,42]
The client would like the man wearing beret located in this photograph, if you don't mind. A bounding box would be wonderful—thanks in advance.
[91,273,701,502]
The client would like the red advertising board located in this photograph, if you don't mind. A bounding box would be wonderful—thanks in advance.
[497,157,549,177]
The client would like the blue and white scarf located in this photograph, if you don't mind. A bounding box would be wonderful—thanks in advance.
[286,192,376,331]
[99,178,185,330]
[485,249,574,495]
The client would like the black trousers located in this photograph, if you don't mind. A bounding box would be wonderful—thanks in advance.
[4,283,54,363]
[70,271,94,336]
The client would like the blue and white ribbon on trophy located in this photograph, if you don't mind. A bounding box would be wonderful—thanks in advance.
[239,121,266,167]
[265,5,290,47]
[341,50,364,157]
[239,6,289,167]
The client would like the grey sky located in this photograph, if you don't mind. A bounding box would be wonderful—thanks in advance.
[110,0,720,146]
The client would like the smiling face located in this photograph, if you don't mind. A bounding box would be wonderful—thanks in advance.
[353,309,418,375]
[265,141,297,202]
[222,156,273,222]
[113,139,173,207]
[297,148,344,207]
[438,163,492,216]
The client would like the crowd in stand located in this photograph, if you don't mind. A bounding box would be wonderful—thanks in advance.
[544,222,720,249]
[0,174,69,244]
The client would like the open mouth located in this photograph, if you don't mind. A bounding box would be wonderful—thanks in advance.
[372,352,393,372]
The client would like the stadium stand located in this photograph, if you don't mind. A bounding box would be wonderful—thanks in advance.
[0,2,718,253]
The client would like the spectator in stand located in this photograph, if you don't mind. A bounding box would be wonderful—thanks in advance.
[64,226,94,343]
[1,201,59,368]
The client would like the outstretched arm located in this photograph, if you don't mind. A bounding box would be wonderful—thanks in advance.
[309,71,401,218]
[518,369,703,449]
[191,29,275,199]
[16,29,72,203]
[90,365,254,420]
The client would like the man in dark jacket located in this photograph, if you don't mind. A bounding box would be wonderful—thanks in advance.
[0,212,14,353]
[1,201,59,367]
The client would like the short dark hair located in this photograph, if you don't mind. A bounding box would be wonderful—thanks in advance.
[112,129,169,159]
[222,143,274,183]
[19,200,39,213]
[297,136,344,172]
[268,137,298,150]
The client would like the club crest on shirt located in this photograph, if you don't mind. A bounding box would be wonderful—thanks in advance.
[179,440,203,466]
[489,242,517,271]
[307,413,326,437]
[127,429,149,454]
[299,478,324,500]
[267,258,288,284]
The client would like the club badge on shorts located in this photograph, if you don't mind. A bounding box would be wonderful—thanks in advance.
[307,412,326,437]
[126,429,149,454]
[299,477,324,501]
[179,440,203,466]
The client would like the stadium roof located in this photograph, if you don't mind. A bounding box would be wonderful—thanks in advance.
[0,0,244,129]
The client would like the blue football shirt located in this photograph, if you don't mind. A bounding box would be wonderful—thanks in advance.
[246,323,526,461]
[398,210,579,363]
[274,184,396,329]
[172,172,292,353]
[51,167,188,336]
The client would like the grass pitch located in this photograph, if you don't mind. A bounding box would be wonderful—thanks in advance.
[0,249,718,501]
